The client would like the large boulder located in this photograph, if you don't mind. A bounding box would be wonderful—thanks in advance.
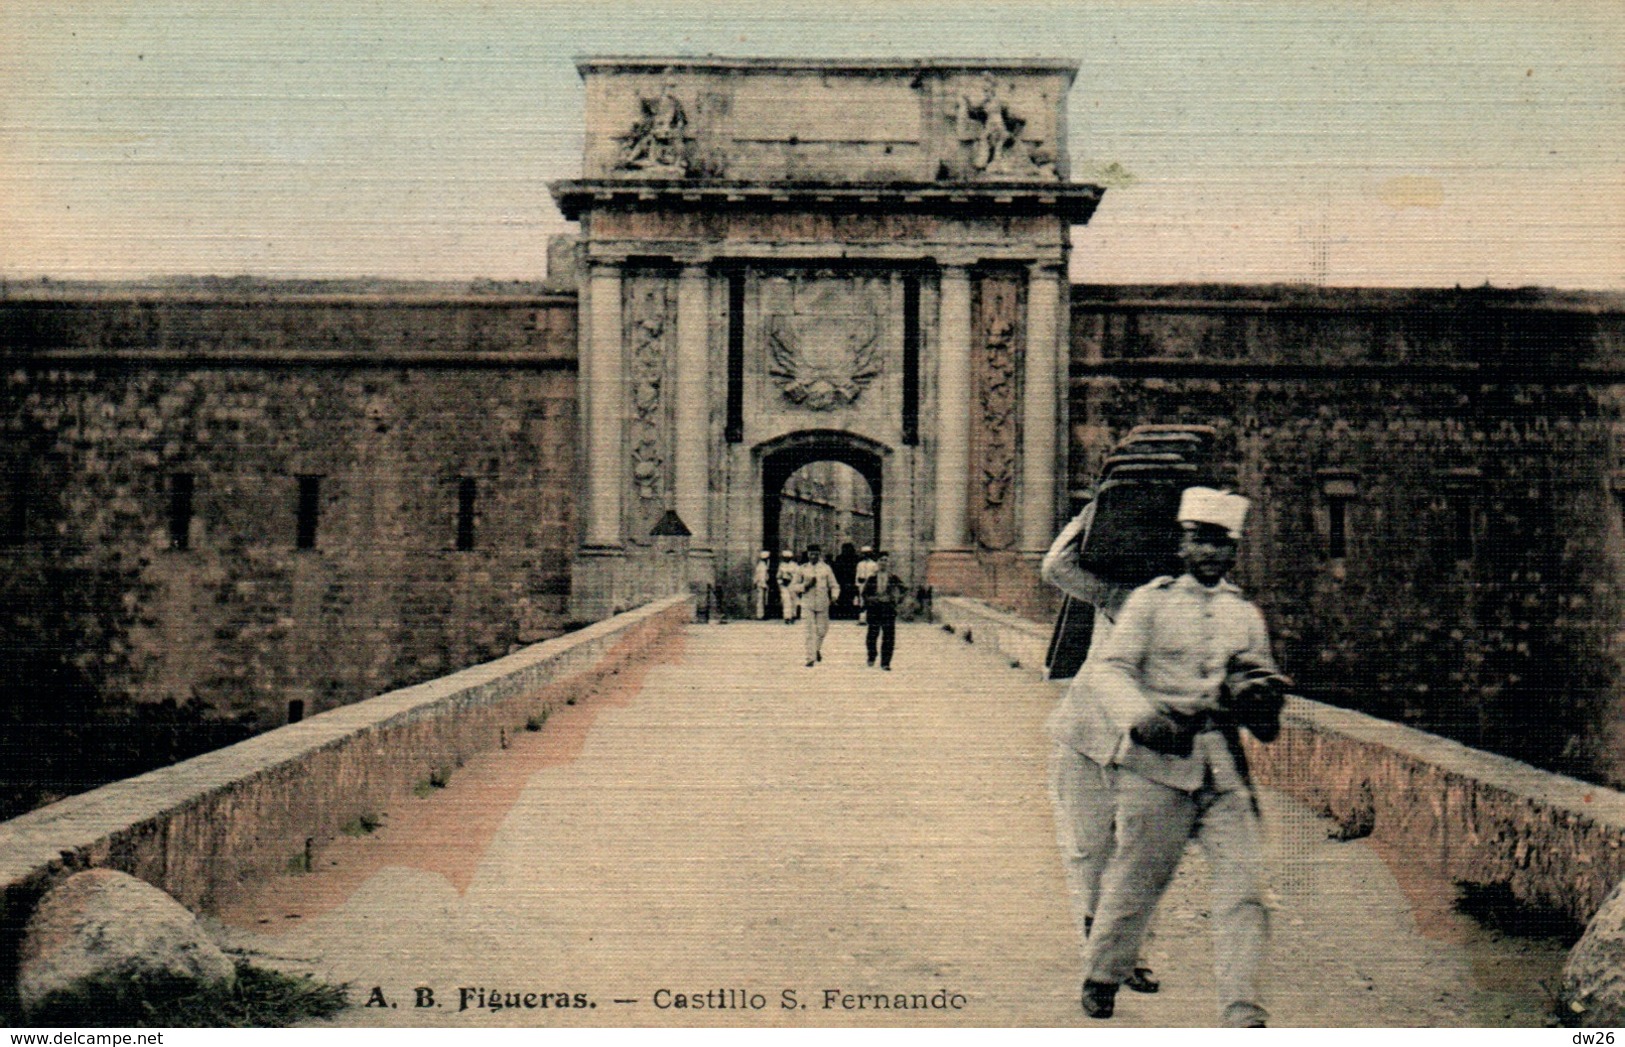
[17,869,235,1013]
[1565,877,1625,1025]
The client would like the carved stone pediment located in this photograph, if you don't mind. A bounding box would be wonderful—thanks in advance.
[574,58,1075,184]
[765,313,883,411]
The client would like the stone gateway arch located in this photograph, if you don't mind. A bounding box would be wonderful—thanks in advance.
[550,57,1103,618]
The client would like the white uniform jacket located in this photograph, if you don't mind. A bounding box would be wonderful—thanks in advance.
[1084,573,1278,793]
[798,561,840,615]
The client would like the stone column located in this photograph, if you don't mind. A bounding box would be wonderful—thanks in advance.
[674,265,710,547]
[571,260,625,621]
[929,264,977,591]
[934,265,971,550]
[584,262,624,548]
[1021,262,1062,552]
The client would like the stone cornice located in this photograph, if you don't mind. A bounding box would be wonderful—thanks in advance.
[574,56,1079,80]
[581,244,1068,268]
[551,180,1104,224]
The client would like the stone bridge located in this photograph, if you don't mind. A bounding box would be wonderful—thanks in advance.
[5,596,1613,1027]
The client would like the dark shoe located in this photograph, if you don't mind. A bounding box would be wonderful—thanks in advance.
[1080,981,1118,1019]
[882,665,891,671]
[816,652,822,662]
[805,660,815,668]
[1125,967,1159,994]
[867,659,875,667]
[1223,1002,1269,1028]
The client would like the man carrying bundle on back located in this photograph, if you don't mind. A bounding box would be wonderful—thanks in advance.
[1042,424,1219,1009]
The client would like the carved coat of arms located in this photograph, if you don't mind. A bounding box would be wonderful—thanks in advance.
[765,314,883,410]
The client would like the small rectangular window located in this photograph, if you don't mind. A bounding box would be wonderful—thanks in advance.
[296,475,321,550]
[1318,472,1358,561]
[4,467,25,545]
[1441,469,1482,565]
[287,699,305,724]
[168,473,194,550]
[1450,492,1476,562]
[1327,495,1349,559]
[456,477,477,551]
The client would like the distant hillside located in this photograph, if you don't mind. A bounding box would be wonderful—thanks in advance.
[1073,282,1625,312]
[0,275,561,301]
[5,276,1620,312]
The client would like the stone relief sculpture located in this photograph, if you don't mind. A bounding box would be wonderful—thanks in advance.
[954,72,1054,178]
[765,313,883,411]
[625,279,674,541]
[616,74,693,176]
[973,276,1021,549]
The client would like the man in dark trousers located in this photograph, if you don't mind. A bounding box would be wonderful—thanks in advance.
[861,550,905,670]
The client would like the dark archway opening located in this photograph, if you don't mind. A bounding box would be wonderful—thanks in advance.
[761,435,883,621]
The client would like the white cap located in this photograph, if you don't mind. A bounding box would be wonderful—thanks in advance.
[781,549,793,558]
[1178,486,1249,538]
[759,550,770,559]
[860,545,874,554]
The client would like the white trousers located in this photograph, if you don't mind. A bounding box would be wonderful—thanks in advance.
[1048,745,1116,953]
[804,607,829,661]
[1082,765,1269,1027]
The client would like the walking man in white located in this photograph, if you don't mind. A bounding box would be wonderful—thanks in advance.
[1078,487,1289,1027]
[753,550,771,620]
[798,544,839,667]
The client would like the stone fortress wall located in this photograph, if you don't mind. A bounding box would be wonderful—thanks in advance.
[2,279,1624,798]
[0,284,580,817]
[1068,285,1625,785]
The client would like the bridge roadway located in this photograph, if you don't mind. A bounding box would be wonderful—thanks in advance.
[216,618,1562,1027]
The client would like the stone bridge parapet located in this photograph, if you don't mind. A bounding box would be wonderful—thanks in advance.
[935,596,1625,928]
[0,594,692,987]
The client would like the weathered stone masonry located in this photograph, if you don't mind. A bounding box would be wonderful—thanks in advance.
[1070,285,1625,787]
[0,291,579,741]
[5,282,1625,795]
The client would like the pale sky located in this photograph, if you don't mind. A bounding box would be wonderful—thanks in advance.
[2,0,1620,288]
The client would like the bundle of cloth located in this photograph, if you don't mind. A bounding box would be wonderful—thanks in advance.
[1044,424,1219,680]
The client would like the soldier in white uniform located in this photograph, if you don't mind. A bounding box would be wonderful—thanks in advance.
[753,550,772,620]
[776,549,799,625]
[1078,487,1289,1027]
